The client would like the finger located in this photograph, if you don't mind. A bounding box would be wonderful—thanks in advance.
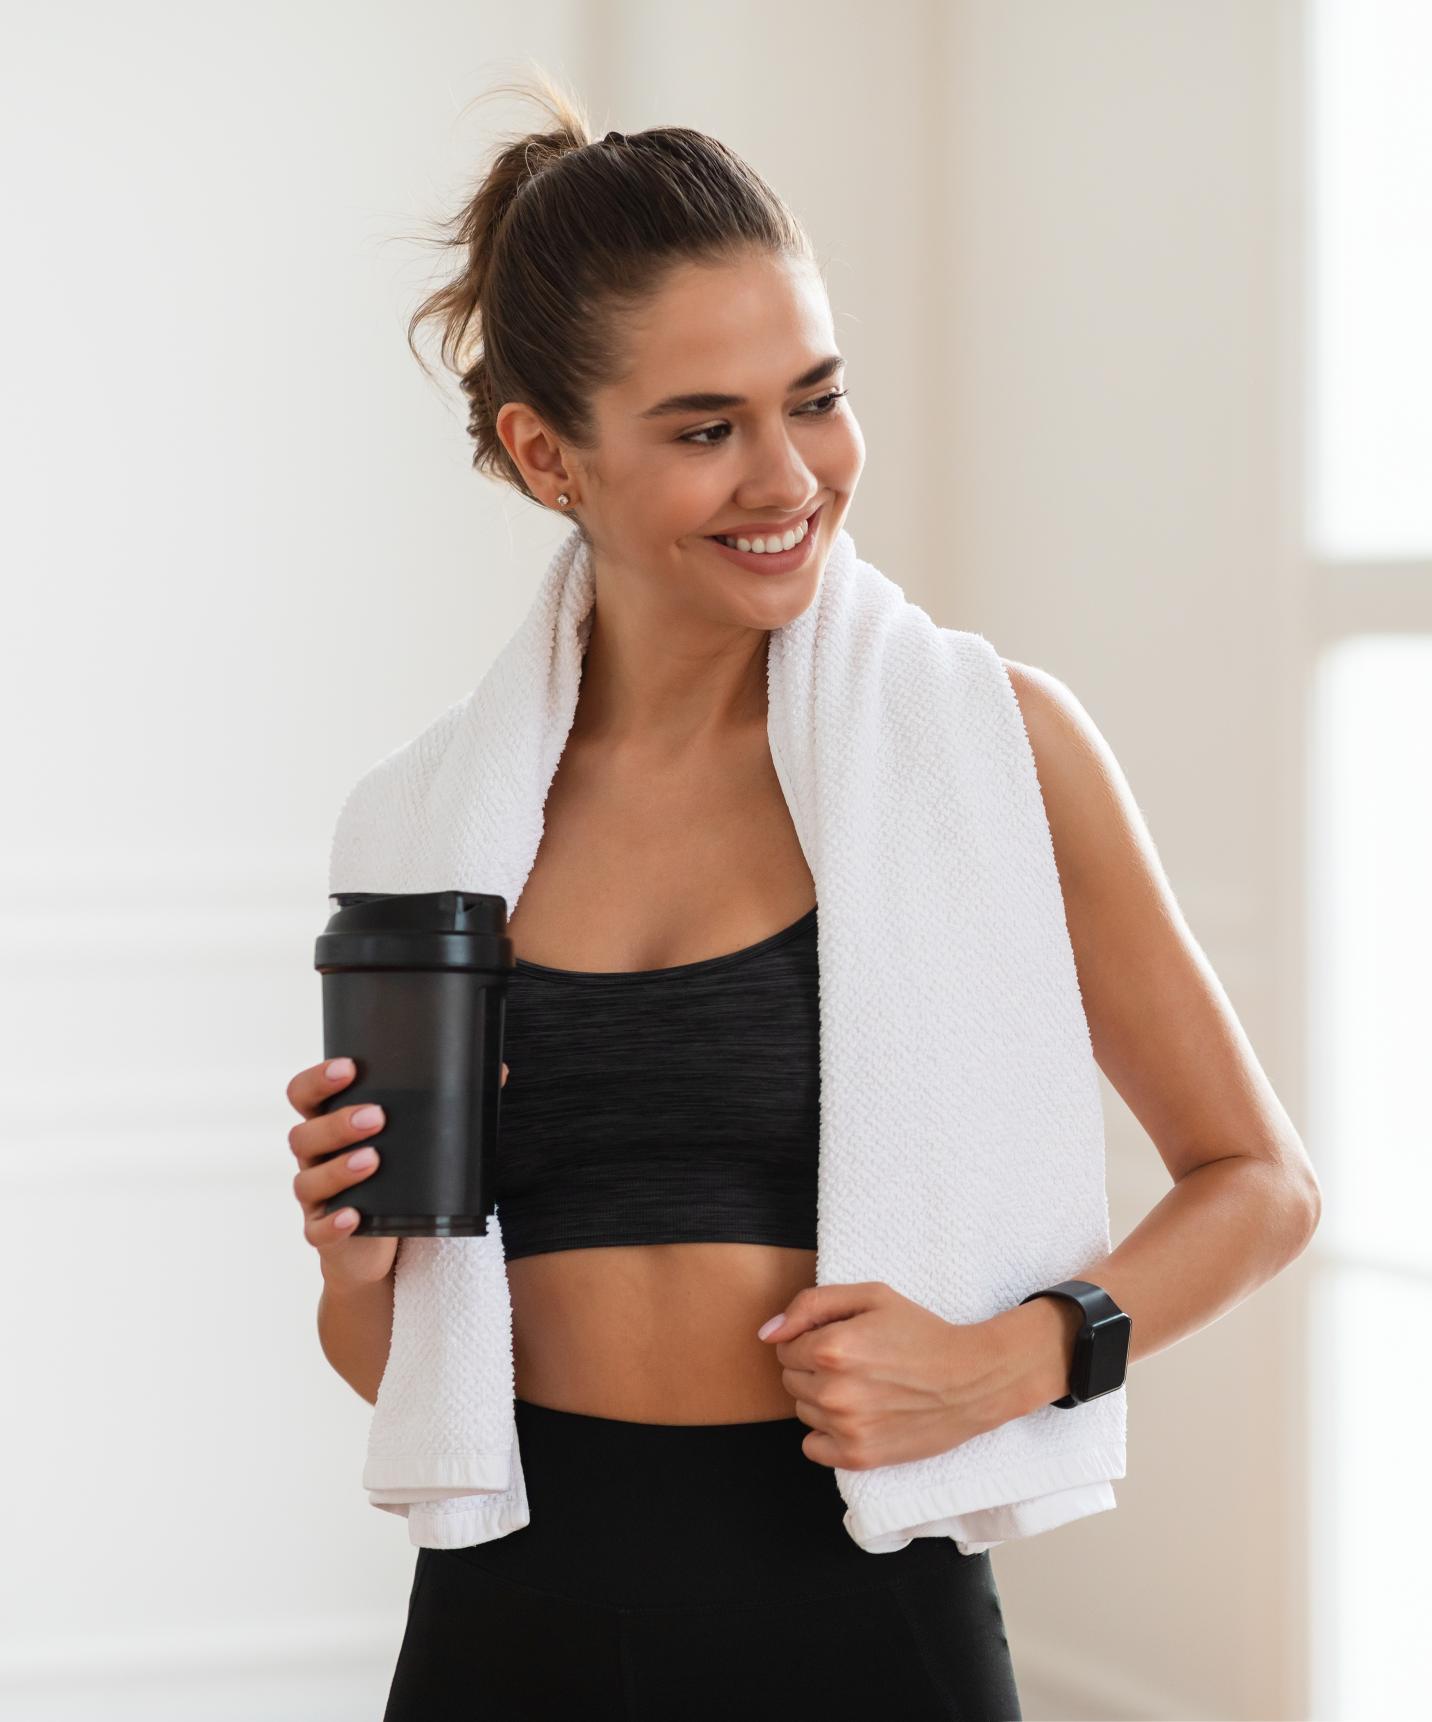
[780,1365,818,1400]
[501,1062,509,1087]
[286,1056,356,1122]
[288,1100,385,1170]
[790,1401,843,1469]
[798,1427,840,1469]
[294,1142,380,1219]
[791,1398,834,1438]
[302,1199,366,1248]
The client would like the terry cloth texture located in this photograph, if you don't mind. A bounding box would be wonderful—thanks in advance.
[327,521,1126,1556]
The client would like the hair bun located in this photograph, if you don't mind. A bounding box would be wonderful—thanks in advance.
[405,69,812,517]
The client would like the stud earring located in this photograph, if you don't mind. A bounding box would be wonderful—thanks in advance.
[556,493,570,507]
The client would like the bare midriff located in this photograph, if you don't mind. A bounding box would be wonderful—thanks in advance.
[502,718,818,1426]
[508,1242,818,1423]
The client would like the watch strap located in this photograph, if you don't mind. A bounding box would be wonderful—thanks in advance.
[1019,1278,1132,1408]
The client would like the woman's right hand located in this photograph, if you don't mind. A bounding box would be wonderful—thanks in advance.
[287,1056,509,1292]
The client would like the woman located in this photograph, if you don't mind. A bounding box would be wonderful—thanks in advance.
[287,73,1321,1721]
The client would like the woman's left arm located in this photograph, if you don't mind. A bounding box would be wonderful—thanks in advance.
[764,660,1324,1467]
[987,659,1323,1417]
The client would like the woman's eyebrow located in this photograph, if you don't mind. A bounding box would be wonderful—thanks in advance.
[635,354,845,419]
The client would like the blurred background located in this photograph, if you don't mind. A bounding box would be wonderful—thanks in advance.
[3,0,1428,1717]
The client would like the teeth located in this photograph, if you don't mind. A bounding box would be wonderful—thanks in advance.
[715,517,808,554]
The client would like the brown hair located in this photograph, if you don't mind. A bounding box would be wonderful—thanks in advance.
[404,65,818,535]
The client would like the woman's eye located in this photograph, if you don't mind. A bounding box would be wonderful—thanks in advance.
[679,388,849,448]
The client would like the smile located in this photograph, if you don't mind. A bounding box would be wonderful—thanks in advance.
[703,505,824,575]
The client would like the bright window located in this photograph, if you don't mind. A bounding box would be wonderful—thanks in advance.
[1306,4,1432,1716]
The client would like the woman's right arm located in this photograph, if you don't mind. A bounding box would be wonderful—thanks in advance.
[286,1055,509,1405]
[317,1274,395,1406]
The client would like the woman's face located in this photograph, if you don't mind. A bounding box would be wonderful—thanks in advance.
[508,251,864,636]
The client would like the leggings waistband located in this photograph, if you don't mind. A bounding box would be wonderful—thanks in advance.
[515,1395,806,1442]
[428,1396,981,1611]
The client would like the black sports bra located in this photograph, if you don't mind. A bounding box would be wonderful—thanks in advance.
[494,905,819,1262]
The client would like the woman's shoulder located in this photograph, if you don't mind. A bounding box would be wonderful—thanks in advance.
[997,657,1149,902]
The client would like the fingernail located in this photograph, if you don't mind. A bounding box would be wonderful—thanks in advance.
[347,1148,377,1169]
[352,1105,383,1129]
[757,1314,786,1340]
[326,1059,354,1081]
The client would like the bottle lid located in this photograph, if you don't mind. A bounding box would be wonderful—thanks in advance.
[315,890,513,974]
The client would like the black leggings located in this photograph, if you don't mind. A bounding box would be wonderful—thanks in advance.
[382,1396,1023,1721]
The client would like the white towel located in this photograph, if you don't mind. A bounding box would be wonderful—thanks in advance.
[327,521,1126,1557]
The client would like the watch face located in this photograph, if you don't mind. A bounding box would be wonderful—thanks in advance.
[1084,1311,1133,1398]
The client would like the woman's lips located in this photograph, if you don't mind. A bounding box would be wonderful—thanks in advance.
[703,504,823,574]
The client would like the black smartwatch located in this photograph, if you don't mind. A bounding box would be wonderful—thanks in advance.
[1019,1278,1132,1408]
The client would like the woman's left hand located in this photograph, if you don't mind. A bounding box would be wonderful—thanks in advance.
[759,1281,1021,1470]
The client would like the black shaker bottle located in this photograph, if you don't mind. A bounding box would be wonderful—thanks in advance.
[312,890,513,1236]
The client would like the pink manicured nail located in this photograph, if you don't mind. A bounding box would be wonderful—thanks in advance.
[757,1314,786,1340]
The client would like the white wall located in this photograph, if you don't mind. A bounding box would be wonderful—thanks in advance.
[933,4,1313,1718]
[2,6,587,1717]
[2,2,1316,1717]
